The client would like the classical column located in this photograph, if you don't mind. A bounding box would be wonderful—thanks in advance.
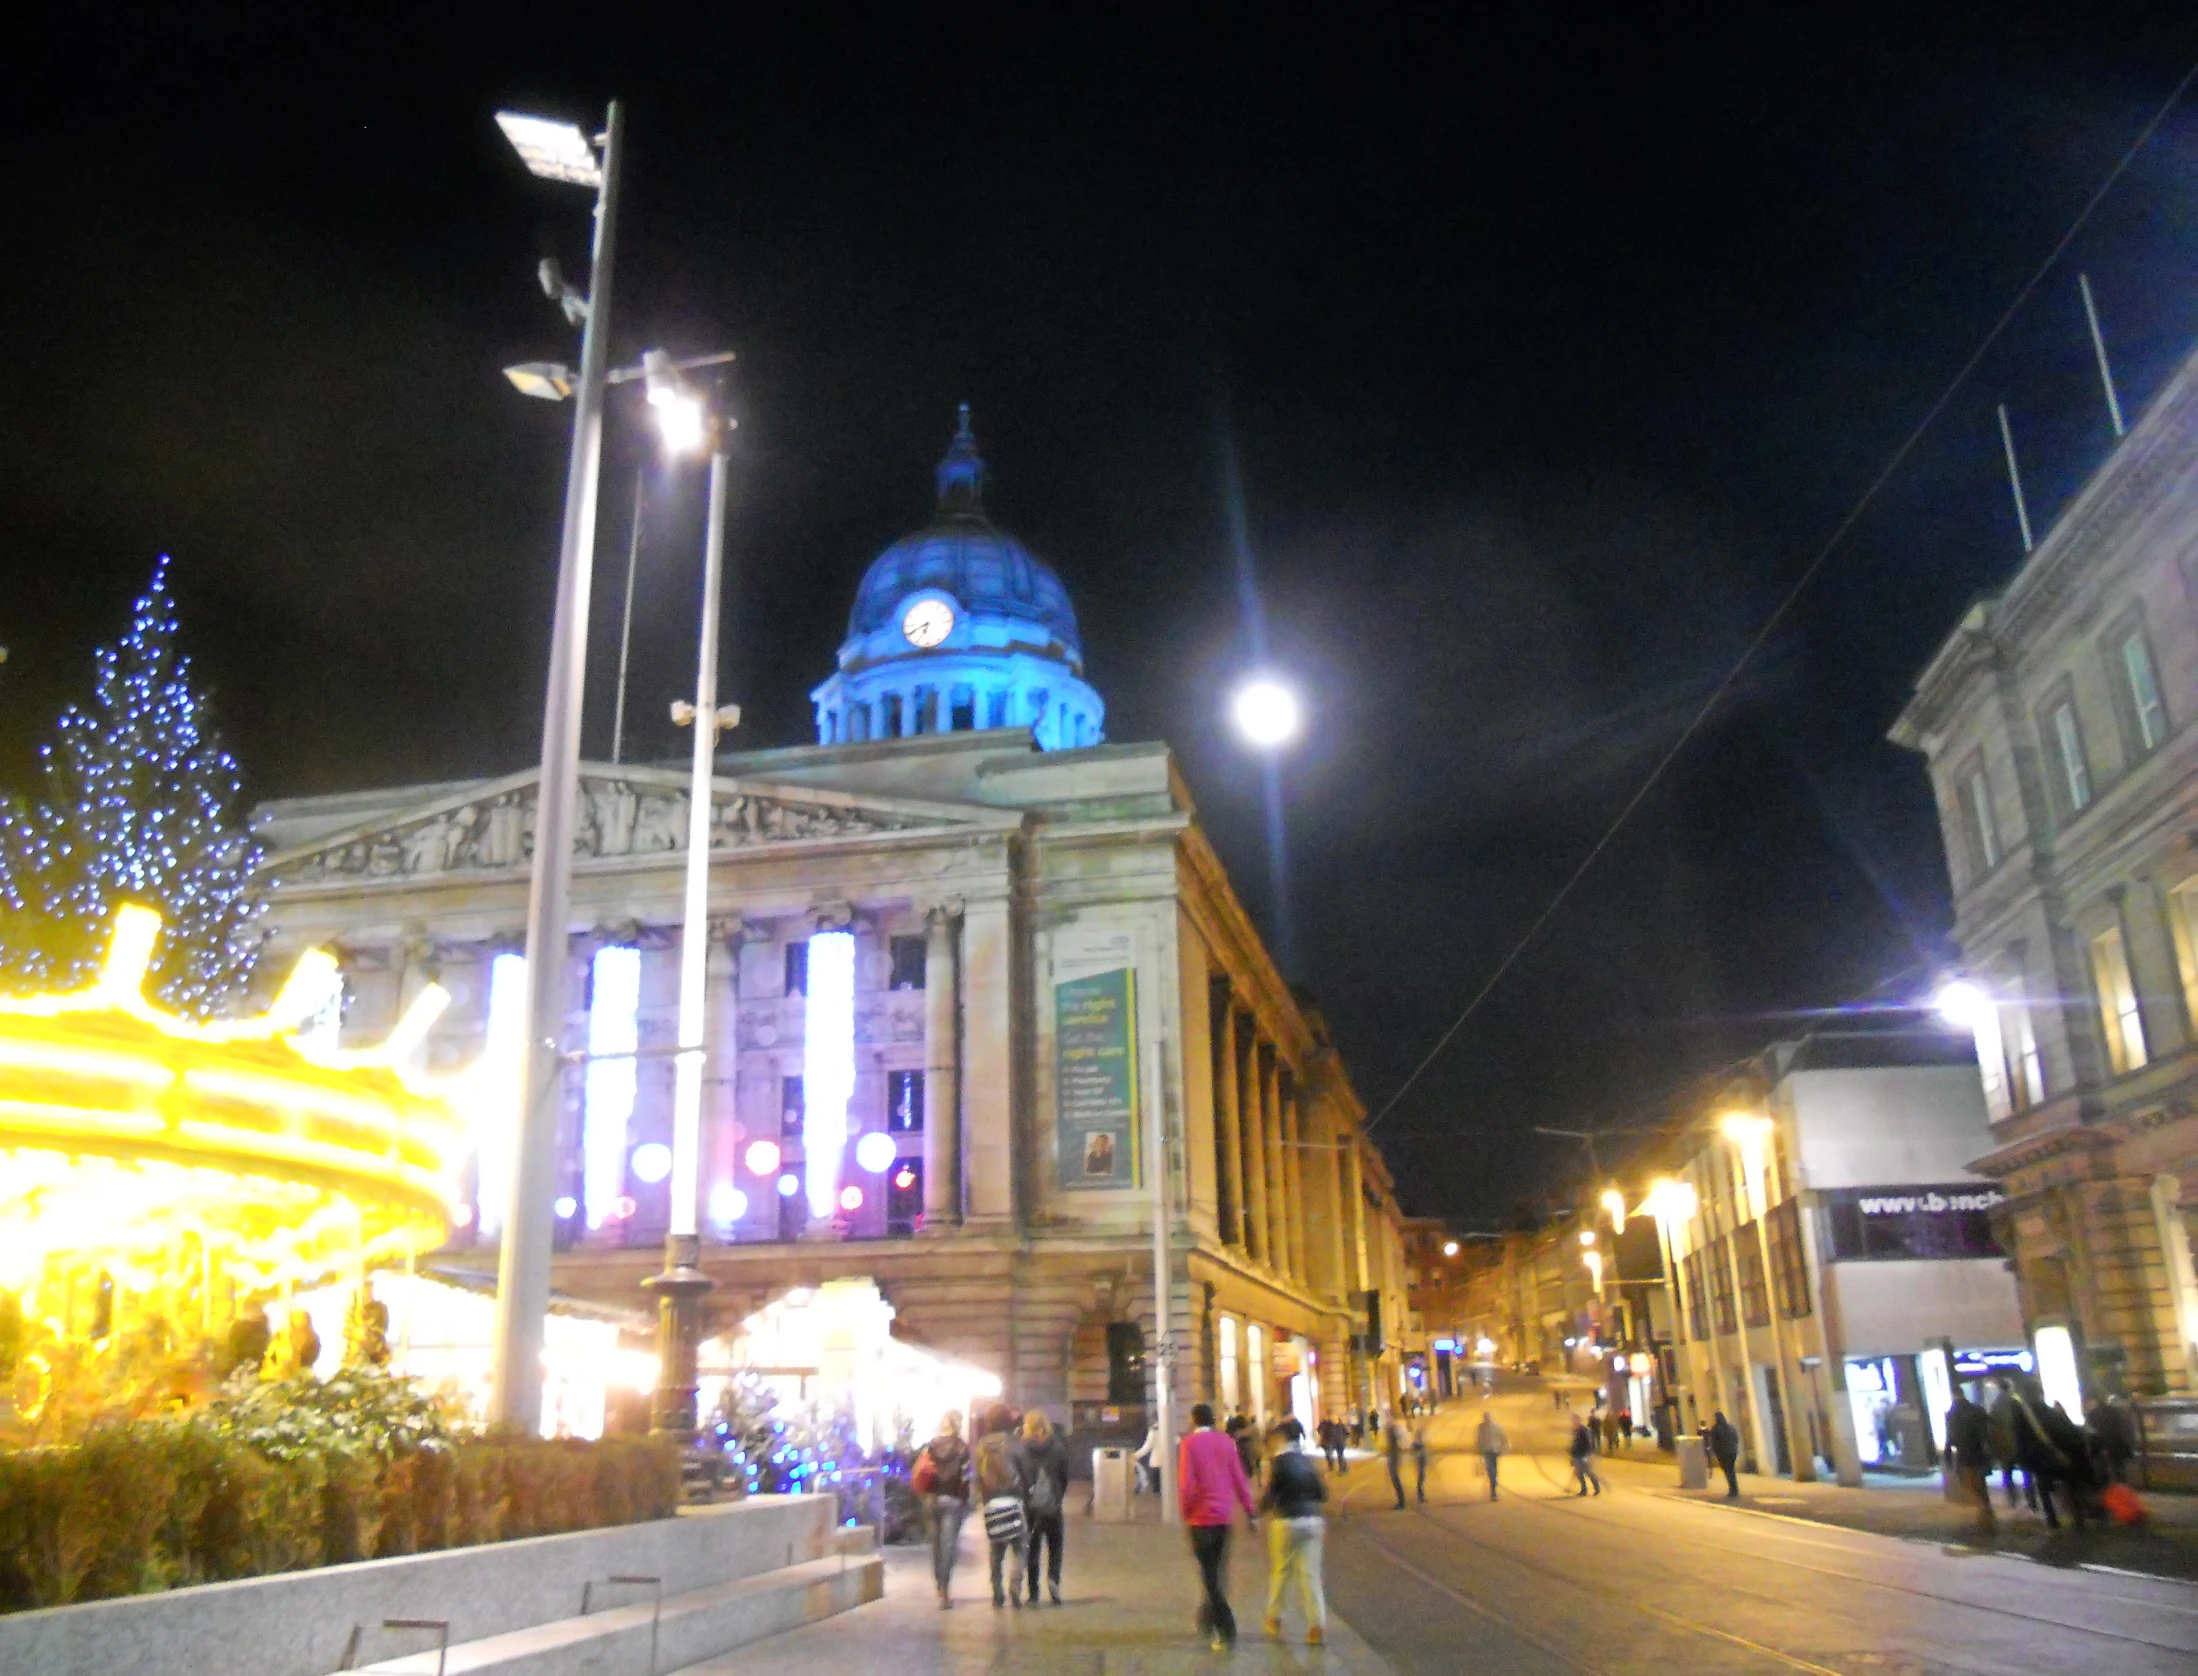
[1214,992,1246,1252]
[1281,1069,1307,1286]
[961,895,1015,1225]
[1343,1140,1369,1293]
[920,901,962,1231]
[1239,1017,1269,1265]
[1321,1104,1348,1299]
[1259,1043,1287,1278]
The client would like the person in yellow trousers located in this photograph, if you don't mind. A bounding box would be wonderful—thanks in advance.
[1260,1418,1329,1646]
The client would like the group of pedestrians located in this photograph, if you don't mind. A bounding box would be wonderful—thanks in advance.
[1943,1379,2142,1533]
[911,1406,1072,1610]
[1178,1403,1332,1651]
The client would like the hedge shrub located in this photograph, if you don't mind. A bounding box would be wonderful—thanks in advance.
[0,1424,680,1613]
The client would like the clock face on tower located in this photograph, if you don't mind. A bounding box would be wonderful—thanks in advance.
[901,598,955,648]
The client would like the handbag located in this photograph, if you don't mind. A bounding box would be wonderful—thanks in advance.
[911,1449,938,1495]
[983,1494,1027,1544]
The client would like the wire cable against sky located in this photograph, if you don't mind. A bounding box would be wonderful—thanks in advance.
[1363,57,2198,1136]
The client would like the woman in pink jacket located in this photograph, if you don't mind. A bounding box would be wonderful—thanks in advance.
[1178,1402,1260,1650]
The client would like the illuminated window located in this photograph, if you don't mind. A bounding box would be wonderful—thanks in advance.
[2121,631,2168,752]
[1246,1322,1267,1425]
[1969,992,2011,1122]
[2167,879,2198,1032]
[2090,923,2147,1076]
[583,946,641,1230]
[889,936,926,990]
[887,1069,924,1131]
[1963,767,2000,872]
[2050,702,2091,813]
[1218,1315,1240,1412]
[784,939,808,997]
[2012,1001,2046,1108]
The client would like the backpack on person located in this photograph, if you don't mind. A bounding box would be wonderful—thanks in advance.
[1026,1457,1061,1517]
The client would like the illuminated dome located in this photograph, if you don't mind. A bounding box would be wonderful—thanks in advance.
[812,407,1105,751]
[0,907,466,1301]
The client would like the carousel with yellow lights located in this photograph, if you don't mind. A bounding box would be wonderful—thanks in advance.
[0,906,469,1431]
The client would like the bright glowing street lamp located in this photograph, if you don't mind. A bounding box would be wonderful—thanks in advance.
[1601,1186,1628,1233]
[1230,676,1302,748]
[489,101,624,1436]
[1933,978,1992,1034]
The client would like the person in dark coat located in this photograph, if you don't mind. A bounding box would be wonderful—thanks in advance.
[1385,1416,1408,1509]
[1945,1391,1996,1531]
[1012,1409,1071,1605]
[2087,1396,2136,1486]
[2010,1385,2089,1530]
[1568,1416,1603,1496]
[1707,1410,1741,1498]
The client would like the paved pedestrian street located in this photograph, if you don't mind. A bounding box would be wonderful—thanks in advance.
[689,1377,2198,1674]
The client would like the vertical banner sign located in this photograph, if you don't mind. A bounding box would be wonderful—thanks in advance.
[1053,927,1140,1191]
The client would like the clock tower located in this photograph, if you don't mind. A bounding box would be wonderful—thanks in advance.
[809,407,1106,749]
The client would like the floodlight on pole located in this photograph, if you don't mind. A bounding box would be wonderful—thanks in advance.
[496,112,603,187]
[504,362,576,401]
[488,99,622,1436]
[642,353,708,455]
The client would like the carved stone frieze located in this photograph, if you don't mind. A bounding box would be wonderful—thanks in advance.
[268,774,931,886]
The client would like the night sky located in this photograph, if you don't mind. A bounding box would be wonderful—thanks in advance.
[7,9,2198,1222]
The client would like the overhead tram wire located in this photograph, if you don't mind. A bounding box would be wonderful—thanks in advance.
[1363,55,2198,1138]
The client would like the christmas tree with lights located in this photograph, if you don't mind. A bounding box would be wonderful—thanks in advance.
[0,559,263,1013]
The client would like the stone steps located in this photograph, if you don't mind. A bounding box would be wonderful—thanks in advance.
[354,1545,882,1676]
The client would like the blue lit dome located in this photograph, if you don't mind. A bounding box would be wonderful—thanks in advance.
[812,408,1104,751]
[846,419,1083,656]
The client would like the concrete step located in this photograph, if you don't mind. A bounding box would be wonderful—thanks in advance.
[354,1551,883,1676]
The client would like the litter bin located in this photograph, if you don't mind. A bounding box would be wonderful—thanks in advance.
[1675,1435,1708,1490]
[1092,1447,1133,1522]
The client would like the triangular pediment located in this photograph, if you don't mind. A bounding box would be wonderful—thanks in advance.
[260,763,1002,888]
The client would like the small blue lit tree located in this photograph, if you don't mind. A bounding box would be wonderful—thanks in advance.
[0,559,263,1013]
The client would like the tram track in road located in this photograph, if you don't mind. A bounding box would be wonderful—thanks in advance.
[1326,1442,1846,1674]
[1326,1432,2196,1672]
[1501,1438,2198,1657]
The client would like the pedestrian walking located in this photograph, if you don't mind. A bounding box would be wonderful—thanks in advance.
[973,1426,1028,1609]
[2087,1395,2136,1487]
[1228,1414,1265,1487]
[1475,1410,1507,1501]
[1385,1414,1407,1509]
[1412,1419,1430,1503]
[1013,1409,1070,1605]
[914,1410,972,1608]
[1987,1379,2032,1509]
[1944,1389,1996,1533]
[1349,1407,1366,1448]
[1707,1410,1740,1498]
[1602,1408,1621,1454]
[1260,1419,1329,1647]
[1618,1413,1634,1450]
[1179,1402,1260,1651]
[1569,1415,1603,1497]
[1132,1418,1160,1494]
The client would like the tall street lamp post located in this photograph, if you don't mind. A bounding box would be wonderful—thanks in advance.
[1645,1177,1706,1433]
[489,103,623,1433]
[647,354,736,1440]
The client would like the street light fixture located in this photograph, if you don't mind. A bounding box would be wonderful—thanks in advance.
[644,355,737,1440]
[1933,978,1991,1033]
[1600,1186,1627,1233]
[488,100,624,1436]
[494,112,604,187]
[1230,676,1301,748]
[504,361,576,401]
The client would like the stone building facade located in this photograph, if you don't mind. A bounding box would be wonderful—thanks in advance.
[247,416,1414,1433]
[1890,341,2198,1400]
